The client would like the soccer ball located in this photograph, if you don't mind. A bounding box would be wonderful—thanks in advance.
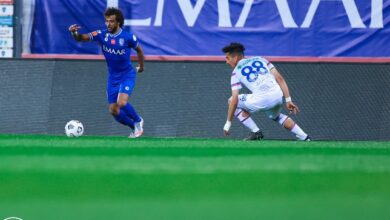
[65,120,84,137]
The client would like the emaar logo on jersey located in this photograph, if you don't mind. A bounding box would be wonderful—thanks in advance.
[102,45,125,55]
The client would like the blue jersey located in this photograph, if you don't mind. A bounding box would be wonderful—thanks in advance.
[88,28,139,82]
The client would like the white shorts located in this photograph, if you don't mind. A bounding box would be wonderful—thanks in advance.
[237,89,283,120]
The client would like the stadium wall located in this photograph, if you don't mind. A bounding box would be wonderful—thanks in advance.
[0,59,389,140]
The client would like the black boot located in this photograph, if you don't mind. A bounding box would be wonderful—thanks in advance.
[304,135,311,141]
[244,131,264,141]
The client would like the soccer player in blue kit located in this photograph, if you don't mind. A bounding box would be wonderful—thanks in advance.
[68,7,144,138]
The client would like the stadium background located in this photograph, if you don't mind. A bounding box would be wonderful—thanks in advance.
[1,0,389,140]
[0,59,389,140]
[1,1,390,220]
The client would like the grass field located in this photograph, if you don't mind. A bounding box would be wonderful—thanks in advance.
[1,134,390,220]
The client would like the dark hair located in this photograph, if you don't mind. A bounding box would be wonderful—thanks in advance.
[222,42,245,55]
[104,7,124,27]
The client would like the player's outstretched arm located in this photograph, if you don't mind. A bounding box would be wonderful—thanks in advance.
[135,45,145,73]
[224,89,239,136]
[68,24,90,42]
[271,68,300,114]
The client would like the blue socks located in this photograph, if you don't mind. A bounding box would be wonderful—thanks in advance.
[122,103,141,122]
[113,103,141,129]
[113,110,135,129]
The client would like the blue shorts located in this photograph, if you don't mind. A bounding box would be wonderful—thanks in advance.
[107,78,136,104]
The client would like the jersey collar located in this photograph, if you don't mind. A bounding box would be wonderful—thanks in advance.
[109,28,122,38]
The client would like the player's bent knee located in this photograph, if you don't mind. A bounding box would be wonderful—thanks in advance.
[117,101,127,108]
[241,110,250,118]
[273,114,288,126]
[284,118,295,130]
[109,105,120,116]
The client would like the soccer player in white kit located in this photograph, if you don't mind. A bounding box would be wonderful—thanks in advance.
[222,42,310,141]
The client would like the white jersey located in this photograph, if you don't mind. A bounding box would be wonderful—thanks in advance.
[231,56,282,97]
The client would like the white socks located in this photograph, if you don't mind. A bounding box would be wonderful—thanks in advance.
[277,113,308,140]
[291,124,308,140]
[235,109,260,133]
[276,114,288,125]
[233,110,307,139]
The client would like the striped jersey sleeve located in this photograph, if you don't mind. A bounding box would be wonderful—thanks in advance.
[88,30,102,42]
[231,72,242,90]
[263,57,274,70]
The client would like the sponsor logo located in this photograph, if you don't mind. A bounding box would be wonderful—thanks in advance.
[109,0,383,28]
[240,95,247,102]
[0,38,13,47]
[102,45,125,55]
[0,26,13,37]
[0,16,13,26]
[0,48,13,57]
[0,5,13,16]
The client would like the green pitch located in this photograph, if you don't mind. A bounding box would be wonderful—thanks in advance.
[1,134,390,220]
